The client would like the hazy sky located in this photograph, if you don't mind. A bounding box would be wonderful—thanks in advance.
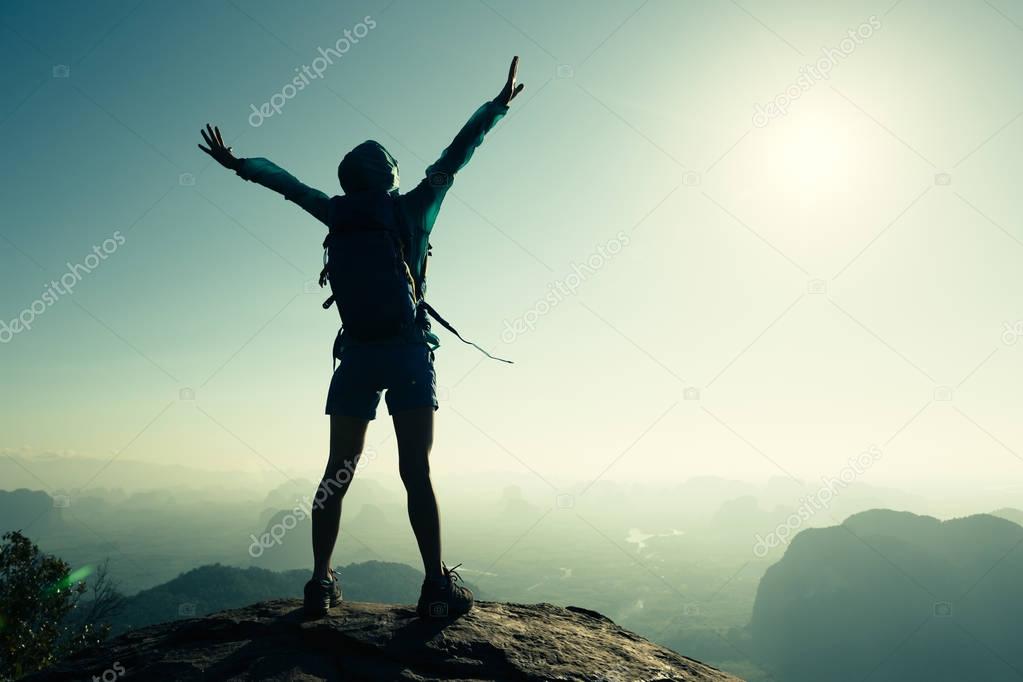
[2,0,1021,498]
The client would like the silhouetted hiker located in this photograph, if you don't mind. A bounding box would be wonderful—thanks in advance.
[199,57,525,619]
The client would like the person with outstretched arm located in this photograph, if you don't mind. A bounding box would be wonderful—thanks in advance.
[198,57,524,619]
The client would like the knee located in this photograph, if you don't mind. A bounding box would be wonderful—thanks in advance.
[398,454,431,490]
[313,470,354,508]
[322,450,360,485]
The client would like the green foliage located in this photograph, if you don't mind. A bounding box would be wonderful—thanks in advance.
[0,531,119,681]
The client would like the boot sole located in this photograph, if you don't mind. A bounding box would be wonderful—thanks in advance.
[304,600,331,617]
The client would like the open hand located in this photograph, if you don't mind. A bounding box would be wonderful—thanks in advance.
[495,56,525,106]
[197,124,239,170]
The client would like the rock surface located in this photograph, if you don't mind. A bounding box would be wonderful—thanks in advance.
[27,599,744,681]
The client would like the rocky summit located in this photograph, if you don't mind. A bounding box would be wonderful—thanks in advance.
[26,599,744,681]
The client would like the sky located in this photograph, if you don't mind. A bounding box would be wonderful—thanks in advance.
[1,0,1022,500]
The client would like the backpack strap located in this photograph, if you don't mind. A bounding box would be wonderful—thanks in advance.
[388,197,422,302]
[420,301,513,364]
[320,201,339,310]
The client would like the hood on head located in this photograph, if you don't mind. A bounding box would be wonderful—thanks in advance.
[337,140,399,195]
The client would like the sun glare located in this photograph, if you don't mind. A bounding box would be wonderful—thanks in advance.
[769,116,856,195]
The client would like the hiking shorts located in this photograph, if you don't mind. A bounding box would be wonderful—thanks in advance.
[325,343,438,420]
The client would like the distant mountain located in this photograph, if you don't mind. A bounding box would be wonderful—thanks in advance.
[249,498,407,572]
[990,507,1023,527]
[0,454,287,493]
[708,495,793,540]
[750,509,1023,681]
[0,488,65,536]
[108,560,438,634]
[261,477,400,517]
[499,485,541,516]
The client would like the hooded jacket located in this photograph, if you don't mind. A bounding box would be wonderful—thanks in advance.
[234,99,509,349]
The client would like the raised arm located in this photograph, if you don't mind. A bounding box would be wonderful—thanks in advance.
[198,124,330,226]
[405,57,525,232]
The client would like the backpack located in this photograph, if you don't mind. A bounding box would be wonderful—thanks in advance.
[319,193,512,364]
[319,193,417,342]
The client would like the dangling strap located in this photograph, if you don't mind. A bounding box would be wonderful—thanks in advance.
[320,245,334,309]
[420,301,513,364]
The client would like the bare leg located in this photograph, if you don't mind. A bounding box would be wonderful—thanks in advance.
[311,414,369,581]
[392,406,443,580]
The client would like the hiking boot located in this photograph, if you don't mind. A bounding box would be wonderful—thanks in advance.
[304,568,342,617]
[327,568,343,607]
[417,563,474,618]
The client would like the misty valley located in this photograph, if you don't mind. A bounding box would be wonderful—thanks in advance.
[3,455,1021,682]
